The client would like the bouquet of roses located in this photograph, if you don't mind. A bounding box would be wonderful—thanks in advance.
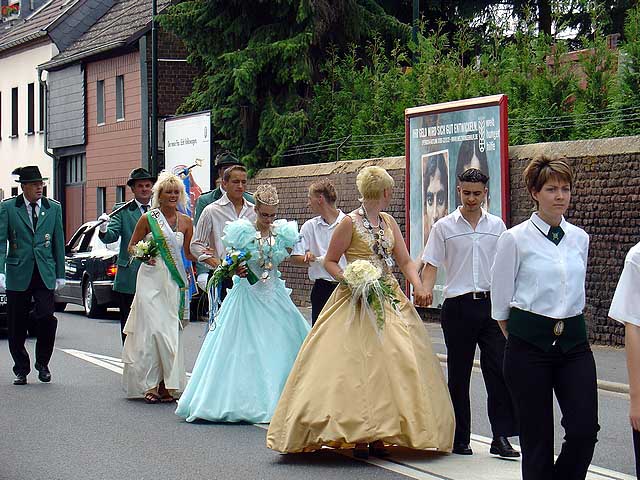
[342,259,400,331]
[210,249,260,287]
[129,238,158,264]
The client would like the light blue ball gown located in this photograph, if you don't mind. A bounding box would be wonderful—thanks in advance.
[176,218,311,423]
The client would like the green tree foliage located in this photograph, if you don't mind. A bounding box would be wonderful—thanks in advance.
[158,0,407,171]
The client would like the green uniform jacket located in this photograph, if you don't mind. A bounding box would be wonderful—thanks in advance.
[98,201,142,295]
[193,188,254,275]
[0,195,65,291]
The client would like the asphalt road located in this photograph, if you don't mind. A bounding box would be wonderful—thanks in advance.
[0,305,635,479]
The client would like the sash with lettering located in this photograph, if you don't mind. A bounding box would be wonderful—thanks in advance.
[147,209,190,327]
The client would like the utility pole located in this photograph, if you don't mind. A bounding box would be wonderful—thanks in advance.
[151,0,158,176]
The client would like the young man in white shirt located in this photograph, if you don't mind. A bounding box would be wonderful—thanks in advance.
[421,168,518,457]
[291,180,346,325]
[191,165,256,300]
[609,241,640,479]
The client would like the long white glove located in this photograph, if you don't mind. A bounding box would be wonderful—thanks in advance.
[197,273,209,291]
[0,273,5,290]
[98,213,111,233]
[55,278,66,291]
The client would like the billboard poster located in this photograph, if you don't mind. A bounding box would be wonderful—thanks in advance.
[164,111,212,216]
[405,95,509,308]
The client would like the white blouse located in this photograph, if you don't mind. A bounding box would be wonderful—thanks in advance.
[609,242,640,327]
[491,213,589,321]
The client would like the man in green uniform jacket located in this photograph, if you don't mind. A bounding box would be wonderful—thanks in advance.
[0,166,65,385]
[193,153,253,285]
[98,168,154,343]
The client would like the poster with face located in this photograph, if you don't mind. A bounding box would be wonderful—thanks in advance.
[405,95,509,307]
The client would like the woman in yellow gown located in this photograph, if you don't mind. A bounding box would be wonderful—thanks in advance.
[267,166,455,458]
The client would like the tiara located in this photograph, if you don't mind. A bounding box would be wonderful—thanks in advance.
[254,183,279,206]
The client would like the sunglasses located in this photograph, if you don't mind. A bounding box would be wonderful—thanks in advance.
[258,212,276,219]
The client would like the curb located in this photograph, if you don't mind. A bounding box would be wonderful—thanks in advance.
[435,353,630,395]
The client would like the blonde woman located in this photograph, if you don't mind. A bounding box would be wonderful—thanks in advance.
[122,171,195,404]
[176,184,310,423]
[267,166,454,458]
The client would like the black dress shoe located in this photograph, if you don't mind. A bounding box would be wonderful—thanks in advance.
[35,364,51,383]
[452,443,473,455]
[13,374,27,385]
[490,436,520,458]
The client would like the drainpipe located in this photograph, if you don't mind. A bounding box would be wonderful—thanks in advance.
[150,0,158,176]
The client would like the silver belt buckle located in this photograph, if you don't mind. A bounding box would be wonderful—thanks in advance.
[472,291,486,300]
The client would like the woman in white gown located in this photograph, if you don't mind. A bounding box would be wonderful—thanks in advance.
[122,172,195,403]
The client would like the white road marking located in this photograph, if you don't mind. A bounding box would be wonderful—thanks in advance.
[62,348,635,480]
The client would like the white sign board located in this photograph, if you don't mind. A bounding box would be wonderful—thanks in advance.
[164,111,211,213]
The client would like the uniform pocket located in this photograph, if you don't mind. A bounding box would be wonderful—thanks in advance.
[5,257,19,265]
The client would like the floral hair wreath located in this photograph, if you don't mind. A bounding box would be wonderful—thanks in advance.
[254,183,279,206]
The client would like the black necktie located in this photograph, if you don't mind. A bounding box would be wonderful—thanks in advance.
[547,226,564,245]
[30,202,38,229]
[141,205,149,213]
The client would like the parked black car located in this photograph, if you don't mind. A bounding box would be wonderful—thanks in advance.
[54,221,120,318]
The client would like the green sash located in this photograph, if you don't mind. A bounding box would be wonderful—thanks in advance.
[147,209,190,327]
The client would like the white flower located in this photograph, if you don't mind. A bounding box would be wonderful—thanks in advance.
[133,240,149,257]
[343,260,381,288]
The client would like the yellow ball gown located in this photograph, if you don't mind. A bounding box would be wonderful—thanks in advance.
[267,212,455,453]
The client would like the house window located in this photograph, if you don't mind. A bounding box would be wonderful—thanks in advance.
[0,92,2,140]
[97,187,106,214]
[39,83,45,132]
[11,87,18,137]
[116,75,125,121]
[116,185,126,203]
[96,80,105,125]
[43,185,47,197]
[65,154,86,185]
[11,187,19,197]
[27,83,35,134]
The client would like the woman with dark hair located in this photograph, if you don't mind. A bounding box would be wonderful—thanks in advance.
[455,137,490,208]
[423,152,448,243]
[491,156,599,479]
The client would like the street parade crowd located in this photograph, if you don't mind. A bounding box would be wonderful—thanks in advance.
[1,154,640,480]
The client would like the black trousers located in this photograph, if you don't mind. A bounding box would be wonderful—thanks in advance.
[310,279,338,325]
[117,292,135,344]
[504,335,599,480]
[441,295,518,445]
[633,428,640,479]
[7,266,57,376]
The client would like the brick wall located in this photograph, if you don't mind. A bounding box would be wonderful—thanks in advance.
[85,51,141,218]
[249,136,640,346]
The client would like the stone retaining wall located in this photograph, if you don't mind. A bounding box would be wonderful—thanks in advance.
[249,136,640,346]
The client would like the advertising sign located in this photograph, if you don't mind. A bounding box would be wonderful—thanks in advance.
[405,95,509,307]
[164,111,212,215]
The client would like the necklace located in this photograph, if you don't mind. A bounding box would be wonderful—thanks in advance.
[255,228,275,281]
[358,204,395,268]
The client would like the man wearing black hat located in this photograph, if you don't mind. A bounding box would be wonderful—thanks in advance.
[0,166,65,385]
[193,152,253,289]
[98,167,155,343]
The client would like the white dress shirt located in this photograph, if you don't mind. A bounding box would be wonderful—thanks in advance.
[190,193,256,263]
[609,242,640,327]
[491,213,589,321]
[292,211,347,282]
[422,207,506,298]
[24,197,42,229]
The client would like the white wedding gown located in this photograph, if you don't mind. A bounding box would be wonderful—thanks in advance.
[122,232,187,398]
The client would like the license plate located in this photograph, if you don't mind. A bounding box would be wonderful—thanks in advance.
[0,294,6,305]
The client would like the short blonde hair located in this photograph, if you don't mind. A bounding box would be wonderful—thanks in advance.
[523,155,573,199]
[356,166,394,200]
[309,179,337,204]
[151,171,188,210]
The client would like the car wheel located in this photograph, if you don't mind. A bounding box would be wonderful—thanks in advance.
[83,280,104,318]
[54,302,67,312]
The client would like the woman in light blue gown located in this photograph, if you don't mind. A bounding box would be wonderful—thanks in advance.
[176,184,311,423]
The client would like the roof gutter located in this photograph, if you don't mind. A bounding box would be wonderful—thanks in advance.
[0,30,48,53]
[39,39,124,70]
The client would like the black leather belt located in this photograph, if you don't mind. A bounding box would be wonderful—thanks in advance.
[315,279,339,286]
[457,291,490,301]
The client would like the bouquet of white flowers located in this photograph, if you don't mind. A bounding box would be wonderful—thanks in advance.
[129,238,159,264]
[342,259,399,331]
